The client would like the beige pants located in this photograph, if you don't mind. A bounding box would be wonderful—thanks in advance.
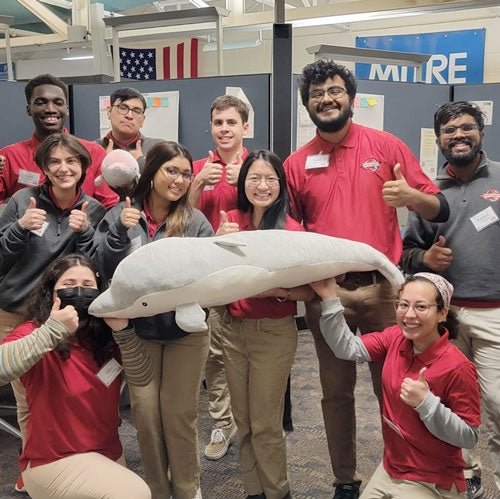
[222,315,297,499]
[0,309,28,441]
[23,452,151,498]
[205,306,234,429]
[361,462,465,498]
[128,331,209,499]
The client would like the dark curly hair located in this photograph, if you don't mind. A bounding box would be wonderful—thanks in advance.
[433,101,485,137]
[22,254,115,366]
[25,73,68,104]
[299,59,357,106]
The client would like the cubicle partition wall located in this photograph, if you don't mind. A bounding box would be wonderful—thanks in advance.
[454,83,500,159]
[0,81,37,148]
[70,74,271,161]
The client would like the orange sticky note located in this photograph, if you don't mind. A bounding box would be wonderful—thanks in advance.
[153,97,161,107]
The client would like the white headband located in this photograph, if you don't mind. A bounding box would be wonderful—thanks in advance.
[414,272,454,308]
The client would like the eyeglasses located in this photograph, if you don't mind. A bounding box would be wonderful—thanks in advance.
[309,86,348,101]
[113,103,145,117]
[161,166,194,182]
[440,123,479,137]
[394,301,438,316]
[245,175,280,188]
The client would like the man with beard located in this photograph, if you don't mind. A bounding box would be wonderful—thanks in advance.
[0,74,117,208]
[401,101,500,499]
[284,60,449,499]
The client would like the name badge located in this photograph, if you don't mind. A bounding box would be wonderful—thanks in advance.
[305,154,330,169]
[203,185,215,191]
[470,206,499,232]
[30,221,49,237]
[96,358,123,387]
[18,169,41,187]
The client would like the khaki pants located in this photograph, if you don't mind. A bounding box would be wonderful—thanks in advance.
[205,306,234,429]
[222,315,297,499]
[452,305,500,492]
[23,452,151,499]
[0,309,27,441]
[360,462,465,498]
[128,331,209,499]
[305,278,395,485]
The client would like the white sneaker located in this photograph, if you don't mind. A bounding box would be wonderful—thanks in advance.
[204,425,237,460]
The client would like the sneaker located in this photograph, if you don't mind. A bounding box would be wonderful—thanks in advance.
[204,425,237,460]
[14,475,26,493]
[333,483,360,499]
[466,477,484,499]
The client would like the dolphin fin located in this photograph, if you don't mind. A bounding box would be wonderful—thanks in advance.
[213,238,247,248]
[175,302,208,332]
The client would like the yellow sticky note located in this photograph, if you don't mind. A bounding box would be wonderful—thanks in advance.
[367,97,378,106]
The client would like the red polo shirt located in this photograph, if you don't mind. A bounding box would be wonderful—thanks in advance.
[284,123,440,264]
[193,148,249,230]
[0,131,118,208]
[362,326,480,492]
[226,210,304,319]
[2,321,122,471]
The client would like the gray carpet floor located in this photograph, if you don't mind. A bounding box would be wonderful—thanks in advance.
[0,331,498,498]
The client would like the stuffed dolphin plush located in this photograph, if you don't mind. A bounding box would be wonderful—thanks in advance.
[94,149,140,188]
[89,230,404,332]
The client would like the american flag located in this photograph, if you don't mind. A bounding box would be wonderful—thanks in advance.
[119,40,199,81]
[120,48,157,80]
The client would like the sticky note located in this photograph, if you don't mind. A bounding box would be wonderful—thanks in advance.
[360,97,368,108]
[161,97,169,107]
[367,97,377,106]
[153,97,161,107]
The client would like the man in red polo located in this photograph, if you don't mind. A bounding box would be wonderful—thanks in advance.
[0,73,117,209]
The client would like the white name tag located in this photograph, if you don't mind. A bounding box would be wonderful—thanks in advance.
[470,206,499,232]
[203,185,215,191]
[305,154,330,169]
[19,169,41,187]
[30,221,49,237]
[96,358,123,387]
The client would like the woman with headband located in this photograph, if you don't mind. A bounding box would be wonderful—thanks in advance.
[309,272,480,499]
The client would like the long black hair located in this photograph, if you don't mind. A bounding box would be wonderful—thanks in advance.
[236,150,289,230]
[22,254,114,366]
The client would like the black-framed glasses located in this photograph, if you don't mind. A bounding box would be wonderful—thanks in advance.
[440,123,479,137]
[161,166,194,182]
[113,103,145,117]
[245,175,280,187]
[309,86,348,101]
[394,301,438,316]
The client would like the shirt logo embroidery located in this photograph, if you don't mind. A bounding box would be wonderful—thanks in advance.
[480,188,500,202]
[361,158,380,172]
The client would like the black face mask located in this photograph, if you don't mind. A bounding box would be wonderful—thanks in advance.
[56,287,100,319]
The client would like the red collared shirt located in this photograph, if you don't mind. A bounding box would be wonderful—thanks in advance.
[284,123,440,264]
[192,148,249,230]
[362,326,480,492]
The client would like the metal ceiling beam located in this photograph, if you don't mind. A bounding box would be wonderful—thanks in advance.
[17,0,69,37]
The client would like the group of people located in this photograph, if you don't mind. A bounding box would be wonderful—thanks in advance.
[0,59,497,499]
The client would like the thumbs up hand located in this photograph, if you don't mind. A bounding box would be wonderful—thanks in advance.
[130,139,144,161]
[226,151,243,186]
[18,197,47,231]
[382,163,415,208]
[400,367,429,408]
[120,196,141,228]
[215,210,239,235]
[196,151,223,186]
[50,296,79,334]
[423,235,453,271]
[69,201,91,232]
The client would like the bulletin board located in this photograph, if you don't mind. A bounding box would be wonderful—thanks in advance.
[99,91,179,141]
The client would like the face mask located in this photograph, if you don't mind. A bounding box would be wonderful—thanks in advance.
[56,286,99,319]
